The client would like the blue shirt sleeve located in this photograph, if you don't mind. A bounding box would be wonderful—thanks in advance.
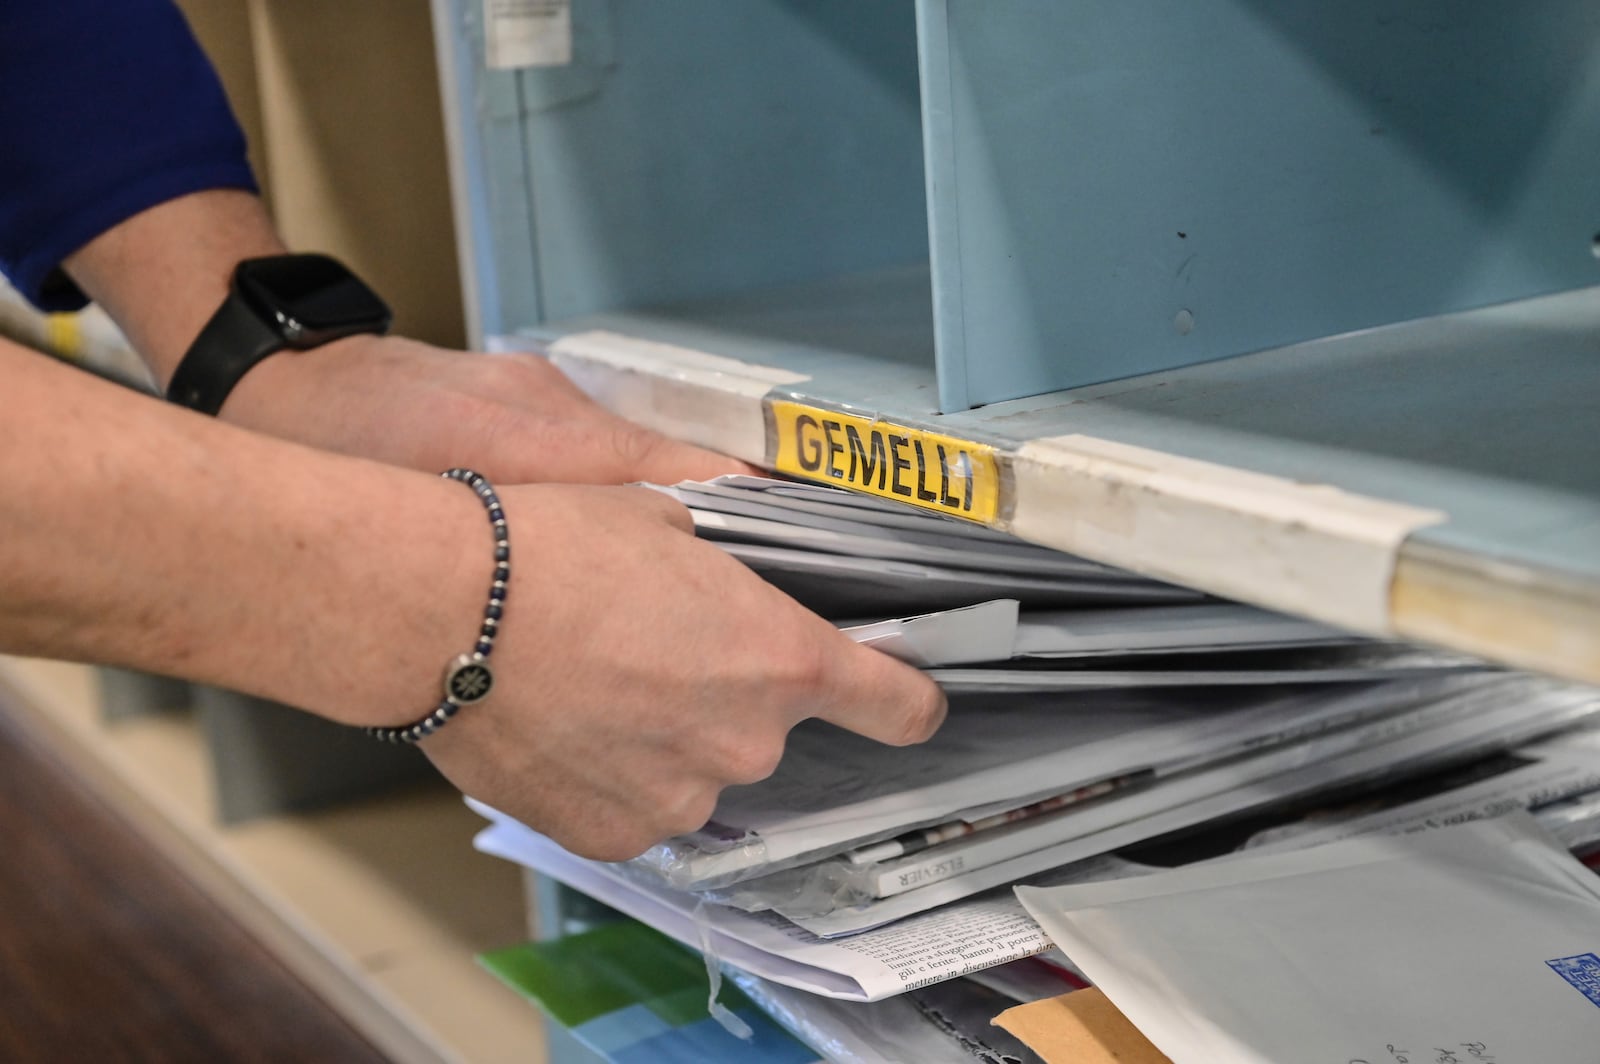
[0,0,259,311]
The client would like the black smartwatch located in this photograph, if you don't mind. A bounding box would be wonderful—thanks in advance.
[166,253,393,415]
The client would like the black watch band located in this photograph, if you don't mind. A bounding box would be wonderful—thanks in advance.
[165,253,392,416]
[165,293,286,416]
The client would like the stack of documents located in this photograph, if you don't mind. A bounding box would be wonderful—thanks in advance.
[672,476,1477,692]
[472,476,1600,1033]
[475,676,1600,1003]
[658,475,1202,615]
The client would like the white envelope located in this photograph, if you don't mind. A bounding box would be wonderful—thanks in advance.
[841,599,1019,667]
[1017,815,1600,1064]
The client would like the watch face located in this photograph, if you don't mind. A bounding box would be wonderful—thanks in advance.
[234,254,392,346]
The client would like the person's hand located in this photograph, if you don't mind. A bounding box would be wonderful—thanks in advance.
[220,333,754,485]
[414,483,948,862]
[62,190,741,485]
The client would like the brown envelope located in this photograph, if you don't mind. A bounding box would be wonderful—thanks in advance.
[993,987,1173,1064]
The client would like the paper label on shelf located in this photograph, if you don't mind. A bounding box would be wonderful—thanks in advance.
[483,0,572,69]
[769,401,1000,524]
[1009,434,1447,633]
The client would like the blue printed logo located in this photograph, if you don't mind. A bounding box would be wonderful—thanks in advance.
[1547,953,1600,1008]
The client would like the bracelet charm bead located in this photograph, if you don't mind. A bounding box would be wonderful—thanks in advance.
[444,653,494,704]
[366,468,508,744]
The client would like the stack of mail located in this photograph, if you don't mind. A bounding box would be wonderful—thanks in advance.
[664,477,1476,692]
[472,477,1600,1009]
[660,475,1202,616]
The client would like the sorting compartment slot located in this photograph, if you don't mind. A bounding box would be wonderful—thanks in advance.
[918,0,1600,409]
[449,0,936,369]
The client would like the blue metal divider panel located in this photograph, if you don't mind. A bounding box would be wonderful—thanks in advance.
[921,0,1600,410]
[516,0,930,324]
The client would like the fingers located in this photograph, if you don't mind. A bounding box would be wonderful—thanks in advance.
[617,484,697,534]
[604,422,760,485]
[811,634,949,747]
[527,355,757,482]
[491,353,759,484]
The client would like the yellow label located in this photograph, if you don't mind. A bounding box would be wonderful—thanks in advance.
[770,400,1000,524]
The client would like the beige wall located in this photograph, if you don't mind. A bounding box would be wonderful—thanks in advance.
[176,0,465,349]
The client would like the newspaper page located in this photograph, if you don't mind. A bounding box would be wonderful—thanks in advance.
[472,802,1139,1002]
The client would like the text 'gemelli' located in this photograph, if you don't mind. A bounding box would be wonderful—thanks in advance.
[771,401,999,524]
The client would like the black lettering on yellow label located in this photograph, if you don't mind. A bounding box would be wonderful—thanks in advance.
[771,400,999,523]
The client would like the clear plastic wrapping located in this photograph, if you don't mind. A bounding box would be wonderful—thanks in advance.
[729,965,1055,1064]
[1539,789,1600,853]
[627,821,777,892]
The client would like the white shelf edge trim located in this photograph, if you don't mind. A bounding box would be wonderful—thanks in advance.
[1008,435,1446,634]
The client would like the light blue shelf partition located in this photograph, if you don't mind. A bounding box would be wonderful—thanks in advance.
[918,0,1600,409]
[458,0,933,334]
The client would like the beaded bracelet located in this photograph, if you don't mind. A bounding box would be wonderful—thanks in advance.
[366,468,509,744]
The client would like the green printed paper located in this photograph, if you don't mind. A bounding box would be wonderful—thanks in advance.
[480,921,747,1029]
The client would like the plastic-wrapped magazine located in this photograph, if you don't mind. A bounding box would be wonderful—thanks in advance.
[718,675,1600,936]
[707,684,1478,915]
[1540,790,1600,853]
[629,674,1500,893]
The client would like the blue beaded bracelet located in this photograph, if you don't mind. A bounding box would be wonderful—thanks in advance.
[366,468,508,744]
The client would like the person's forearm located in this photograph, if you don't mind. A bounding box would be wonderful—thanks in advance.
[1,343,949,862]
[56,186,758,487]
[0,336,483,726]
[62,189,285,387]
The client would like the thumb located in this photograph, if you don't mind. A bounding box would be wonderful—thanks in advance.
[810,634,949,747]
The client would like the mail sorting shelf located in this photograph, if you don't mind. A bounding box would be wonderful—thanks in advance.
[436,0,1600,405]
[427,3,1600,1056]
[433,0,1600,689]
